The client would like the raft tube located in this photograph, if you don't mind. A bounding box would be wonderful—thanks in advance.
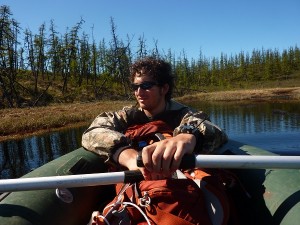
[218,140,300,225]
[0,148,113,225]
[0,140,299,225]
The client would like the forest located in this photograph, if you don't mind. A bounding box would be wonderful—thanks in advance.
[1,5,300,108]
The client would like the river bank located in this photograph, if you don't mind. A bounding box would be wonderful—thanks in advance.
[1,87,299,142]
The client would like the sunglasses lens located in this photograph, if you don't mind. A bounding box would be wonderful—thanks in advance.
[131,82,157,91]
[140,83,153,89]
[131,84,139,90]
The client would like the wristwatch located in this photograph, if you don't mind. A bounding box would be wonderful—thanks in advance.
[180,123,197,134]
[178,123,202,140]
[136,151,144,167]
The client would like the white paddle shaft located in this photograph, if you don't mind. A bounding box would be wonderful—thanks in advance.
[0,155,299,192]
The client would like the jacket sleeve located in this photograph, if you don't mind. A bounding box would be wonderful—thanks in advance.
[81,106,133,161]
[173,111,228,154]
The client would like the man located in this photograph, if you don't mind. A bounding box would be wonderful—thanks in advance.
[82,57,227,180]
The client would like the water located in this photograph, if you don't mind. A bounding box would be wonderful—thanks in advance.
[0,101,299,179]
[190,101,300,155]
[0,128,86,179]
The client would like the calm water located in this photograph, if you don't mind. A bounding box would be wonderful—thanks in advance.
[0,101,299,179]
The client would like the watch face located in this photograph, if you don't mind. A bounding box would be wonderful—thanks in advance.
[181,124,196,133]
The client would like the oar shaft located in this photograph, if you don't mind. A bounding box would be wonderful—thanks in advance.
[1,155,300,192]
[192,155,300,169]
[0,171,127,192]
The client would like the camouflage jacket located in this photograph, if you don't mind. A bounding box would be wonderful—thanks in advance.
[81,100,228,162]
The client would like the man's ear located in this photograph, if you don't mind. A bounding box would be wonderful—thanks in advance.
[162,83,169,95]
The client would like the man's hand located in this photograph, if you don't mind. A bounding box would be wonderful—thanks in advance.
[116,133,196,180]
[142,133,196,177]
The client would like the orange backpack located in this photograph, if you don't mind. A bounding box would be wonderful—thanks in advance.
[90,169,232,225]
[89,120,234,225]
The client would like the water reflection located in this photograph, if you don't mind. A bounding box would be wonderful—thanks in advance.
[0,101,299,179]
[0,127,86,179]
[189,101,300,154]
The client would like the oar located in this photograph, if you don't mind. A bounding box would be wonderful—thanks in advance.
[0,155,300,192]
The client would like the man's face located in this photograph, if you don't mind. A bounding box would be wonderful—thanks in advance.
[132,74,168,115]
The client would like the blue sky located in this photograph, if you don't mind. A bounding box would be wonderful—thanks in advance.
[2,0,300,60]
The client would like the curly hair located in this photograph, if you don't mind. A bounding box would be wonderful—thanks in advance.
[130,57,174,101]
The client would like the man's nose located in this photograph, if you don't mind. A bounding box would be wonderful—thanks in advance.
[136,87,144,93]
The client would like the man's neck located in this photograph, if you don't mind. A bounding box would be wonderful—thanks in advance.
[143,101,168,119]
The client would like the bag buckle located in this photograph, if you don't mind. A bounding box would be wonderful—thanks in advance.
[139,191,151,207]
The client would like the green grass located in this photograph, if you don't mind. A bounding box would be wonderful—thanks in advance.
[1,86,300,142]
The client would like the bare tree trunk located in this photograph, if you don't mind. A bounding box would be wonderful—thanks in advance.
[0,5,21,107]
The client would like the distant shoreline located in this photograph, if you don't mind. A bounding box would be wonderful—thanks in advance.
[0,87,299,142]
[176,87,300,102]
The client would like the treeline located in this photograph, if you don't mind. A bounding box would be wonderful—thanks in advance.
[1,5,300,108]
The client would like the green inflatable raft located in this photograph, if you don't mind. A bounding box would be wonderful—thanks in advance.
[0,139,299,225]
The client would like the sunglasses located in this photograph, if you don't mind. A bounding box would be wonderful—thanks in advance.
[131,81,158,91]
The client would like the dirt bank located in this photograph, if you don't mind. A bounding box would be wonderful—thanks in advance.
[177,87,300,102]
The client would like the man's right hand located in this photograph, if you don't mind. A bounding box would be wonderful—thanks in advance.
[117,148,167,180]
